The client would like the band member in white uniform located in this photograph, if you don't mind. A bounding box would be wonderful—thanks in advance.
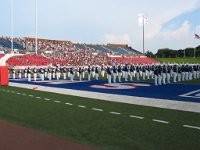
[107,66,112,84]
[33,67,37,81]
[18,69,22,79]
[112,65,117,83]
[12,68,16,79]
[117,65,122,82]
[27,68,32,82]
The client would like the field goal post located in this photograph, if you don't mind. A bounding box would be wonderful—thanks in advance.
[0,54,24,86]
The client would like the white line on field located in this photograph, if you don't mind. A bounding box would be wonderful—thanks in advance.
[129,115,144,119]
[78,105,86,108]
[36,97,42,99]
[183,125,200,130]
[54,100,61,103]
[152,119,169,124]
[91,108,103,112]
[110,112,121,115]
[17,93,21,95]
[29,95,34,97]
[44,98,50,101]
[22,93,27,96]
[65,103,73,105]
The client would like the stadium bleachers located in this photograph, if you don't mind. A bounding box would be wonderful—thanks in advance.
[0,37,158,66]
[0,37,25,50]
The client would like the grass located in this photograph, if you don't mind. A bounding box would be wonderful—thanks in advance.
[155,57,200,64]
[0,86,200,150]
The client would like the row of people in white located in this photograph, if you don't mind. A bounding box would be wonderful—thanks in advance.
[10,63,200,84]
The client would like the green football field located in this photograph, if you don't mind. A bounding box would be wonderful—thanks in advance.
[154,57,200,64]
[0,85,200,150]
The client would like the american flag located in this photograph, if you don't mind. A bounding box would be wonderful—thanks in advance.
[195,34,200,39]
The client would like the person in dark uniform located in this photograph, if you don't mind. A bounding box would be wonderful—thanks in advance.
[142,65,146,80]
[101,65,105,77]
[112,65,117,83]
[173,64,178,82]
[129,64,134,81]
[88,65,91,81]
[78,67,82,81]
[12,68,16,79]
[154,66,159,86]
[107,66,112,84]
[177,65,182,82]
[33,67,37,81]
[188,65,193,80]
[18,69,22,79]
[27,67,32,81]
[162,65,167,84]
[39,68,44,81]
[124,64,128,81]
[166,65,171,84]
[24,67,28,78]
[70,67,74,81]
[48,67,52,80]
[181,64,185,81]
[56,67,61,80]
[158,65,162,85]
[95,66,99,80]
[63,67,67,80]
[117,65,122,82]
[136,65,140,81]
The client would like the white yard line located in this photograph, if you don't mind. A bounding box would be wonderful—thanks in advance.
[78,105,86,108]
[36,97,42,99]
[129,115,144,119]
[152,119,169,124]
[9,82,200,113]
[110,112,121,115]
[183,125,200,130]
[44,98,51,101]
[65,103,73,106]
[92,108,103,112]
[2,87,200,131]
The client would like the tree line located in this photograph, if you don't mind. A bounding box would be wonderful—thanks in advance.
[146,45,200,58]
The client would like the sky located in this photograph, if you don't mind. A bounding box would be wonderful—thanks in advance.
[0,0,200,53]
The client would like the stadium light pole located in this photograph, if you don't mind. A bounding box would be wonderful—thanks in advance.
[138,14,148,54]
[35,0,38,55]
[11,0,14,51]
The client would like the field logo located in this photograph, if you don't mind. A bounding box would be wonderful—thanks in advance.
[90,83,151,89]
[179,89,200,99]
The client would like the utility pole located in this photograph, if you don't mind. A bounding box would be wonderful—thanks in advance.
[35,0,38,55]
[11,0,14,51]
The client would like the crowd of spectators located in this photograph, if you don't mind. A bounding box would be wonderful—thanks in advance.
[0,36,158,66]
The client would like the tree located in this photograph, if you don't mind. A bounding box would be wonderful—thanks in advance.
[145,51,154,58]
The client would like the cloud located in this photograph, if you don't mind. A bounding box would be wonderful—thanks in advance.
[160,21,191,40]
[144,0,199,39]
[104,34,131,44]
[196,24,200,34]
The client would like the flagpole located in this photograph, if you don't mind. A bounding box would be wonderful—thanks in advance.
[11,0,14,51]
[35,0,38,55]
